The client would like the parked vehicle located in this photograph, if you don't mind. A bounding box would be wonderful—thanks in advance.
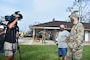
[24,33,32,37]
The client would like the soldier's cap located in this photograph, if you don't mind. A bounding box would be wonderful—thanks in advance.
[69,13,79,19]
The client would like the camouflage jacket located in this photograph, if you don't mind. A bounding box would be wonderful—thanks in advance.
[68,23,84,50]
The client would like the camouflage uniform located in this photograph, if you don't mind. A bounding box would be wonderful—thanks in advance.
[67,23,84,60]
[42,30,47,43]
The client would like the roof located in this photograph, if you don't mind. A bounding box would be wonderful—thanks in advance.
[31,21,90,31]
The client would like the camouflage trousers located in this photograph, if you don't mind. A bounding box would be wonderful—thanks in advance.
[42,37,45,43]
[67,47,83,60]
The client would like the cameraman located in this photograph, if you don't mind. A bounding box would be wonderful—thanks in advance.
[4,17,19,60]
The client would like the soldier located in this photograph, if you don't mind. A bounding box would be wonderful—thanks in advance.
[67,14,84,60]
[42,30,47,43]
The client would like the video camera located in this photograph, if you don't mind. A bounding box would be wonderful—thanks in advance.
[5,11,23,22]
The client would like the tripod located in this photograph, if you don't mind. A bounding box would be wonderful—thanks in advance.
[16,38,22,60]
[15,24,22,60]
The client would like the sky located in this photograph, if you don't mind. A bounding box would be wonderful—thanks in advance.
[0,0,74,32]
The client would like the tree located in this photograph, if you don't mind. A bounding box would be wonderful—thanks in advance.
[66,0,90,23]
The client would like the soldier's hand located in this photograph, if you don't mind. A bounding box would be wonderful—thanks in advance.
[72,48,76,53]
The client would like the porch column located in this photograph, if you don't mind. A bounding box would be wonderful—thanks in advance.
[33,28,35,40]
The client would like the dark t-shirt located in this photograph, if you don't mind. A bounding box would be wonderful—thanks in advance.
[5,26,17,43]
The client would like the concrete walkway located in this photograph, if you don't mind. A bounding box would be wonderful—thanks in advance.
[18,37,56,45]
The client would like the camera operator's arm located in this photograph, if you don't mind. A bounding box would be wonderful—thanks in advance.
[8,18,18,28]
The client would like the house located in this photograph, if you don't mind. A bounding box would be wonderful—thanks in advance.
[30,20,90,43]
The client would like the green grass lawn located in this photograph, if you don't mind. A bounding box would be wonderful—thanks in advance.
[0,45,90,60]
